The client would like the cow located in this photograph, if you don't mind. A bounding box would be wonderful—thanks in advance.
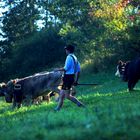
[115,58,140,91]
[0,71,64,108]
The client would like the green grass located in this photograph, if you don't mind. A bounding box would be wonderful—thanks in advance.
[0,72,140,140]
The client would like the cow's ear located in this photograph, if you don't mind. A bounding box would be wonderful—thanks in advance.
[0,83,6,88]
[2,83,6,88]
[12,80,16,84]
[13,80,16,84]
[118,60,123,65]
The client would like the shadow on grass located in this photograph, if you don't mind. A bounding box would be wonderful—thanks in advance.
[129,89,140,93]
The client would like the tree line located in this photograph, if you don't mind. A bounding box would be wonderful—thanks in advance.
[0,0,139,81]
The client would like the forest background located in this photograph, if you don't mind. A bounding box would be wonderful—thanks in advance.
[0,0,139,81]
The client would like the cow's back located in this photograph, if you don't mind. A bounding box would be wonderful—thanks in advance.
[128,58,140,78]
[19,71,63,98]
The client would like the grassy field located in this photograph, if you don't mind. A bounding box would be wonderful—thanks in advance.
[0,72,140,140]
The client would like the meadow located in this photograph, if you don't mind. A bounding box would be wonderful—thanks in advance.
[0,71,140,140]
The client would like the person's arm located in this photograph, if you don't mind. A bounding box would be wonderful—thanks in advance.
[54,56,70,72]
[74,61,80,86]
[54,67,65,72]
[74,71,80,86]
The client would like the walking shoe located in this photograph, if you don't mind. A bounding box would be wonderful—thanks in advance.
[54,107,60,112]
[77,102,86,108]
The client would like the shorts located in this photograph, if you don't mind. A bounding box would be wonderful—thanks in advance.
[62,74,75,90]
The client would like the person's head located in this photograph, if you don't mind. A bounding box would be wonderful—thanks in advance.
[64,45,75,54]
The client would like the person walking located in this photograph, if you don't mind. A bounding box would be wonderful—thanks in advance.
[54,44,85,111]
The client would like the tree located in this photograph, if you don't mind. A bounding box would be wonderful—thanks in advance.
[1,0,40,44]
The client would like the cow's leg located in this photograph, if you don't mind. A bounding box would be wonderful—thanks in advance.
[43,91,56,103]
[23,95,33,106]
[49,91,55,97]
[42,95,50,102]
[128,80,133,91]
[128,79,138,91]
[16,90,23,108]
[53,88,61,102]
[12,91,18,109]
[12,99,16,109]
[17,103,22,108]
[33,96,43,105]
[48,87,61,102]
[37,96,43,104]
[12,96,22,109]
[131,81,137,89]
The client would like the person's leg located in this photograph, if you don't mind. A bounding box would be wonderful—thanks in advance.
[65,93,85,107]
[70,86,76,96]
[54,89,65,111]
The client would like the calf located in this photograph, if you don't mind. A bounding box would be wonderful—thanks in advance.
[115,58,140,91]
[1,71,63,108]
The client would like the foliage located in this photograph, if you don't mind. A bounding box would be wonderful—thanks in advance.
[88,0,140,60]
[5,28,65,79]
[2,0,40,44]
[0,0,140,80]
[0,2,139,139]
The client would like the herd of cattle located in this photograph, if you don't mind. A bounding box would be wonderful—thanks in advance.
[0,57,140,109]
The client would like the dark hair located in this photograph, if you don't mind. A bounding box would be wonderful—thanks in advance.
[64,45,75,53]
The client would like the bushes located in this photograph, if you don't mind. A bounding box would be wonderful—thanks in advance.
[1,28,65,80]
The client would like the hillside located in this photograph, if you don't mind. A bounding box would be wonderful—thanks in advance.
[0,72,140,140]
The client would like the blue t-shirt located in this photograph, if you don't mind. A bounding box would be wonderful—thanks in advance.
[64,54,80,74]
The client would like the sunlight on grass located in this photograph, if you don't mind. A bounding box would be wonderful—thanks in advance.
[0,72,140,139]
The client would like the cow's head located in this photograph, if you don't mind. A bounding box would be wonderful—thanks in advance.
[3,80,17,103]
[115,60,126,77]
[115,60,130,82]
[0,82,13,103]
[0,83,7,97]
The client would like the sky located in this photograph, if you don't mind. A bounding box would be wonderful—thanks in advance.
[0,1,45,41]
[0,1,8,41]
[0,1,8,16]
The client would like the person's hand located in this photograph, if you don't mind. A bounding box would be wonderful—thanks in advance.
[73,81,78,86]
[54,68,64,72]
[54,68,59,72]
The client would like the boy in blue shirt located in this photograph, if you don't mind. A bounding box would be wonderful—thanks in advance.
[54,44,85,111]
